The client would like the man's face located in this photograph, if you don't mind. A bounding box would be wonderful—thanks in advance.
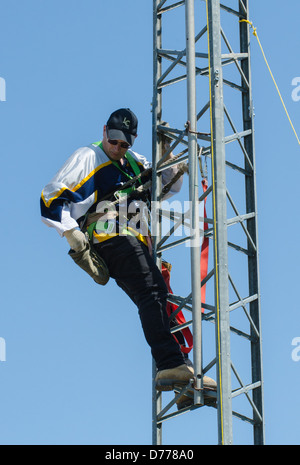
[102,125,132,161]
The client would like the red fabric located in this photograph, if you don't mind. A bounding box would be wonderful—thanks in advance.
[201,179,209,313]
[162,264,193,354]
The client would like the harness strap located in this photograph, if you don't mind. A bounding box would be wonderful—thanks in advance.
[84,141,148,243]
[94,141,142,184]
[162,263,193,354]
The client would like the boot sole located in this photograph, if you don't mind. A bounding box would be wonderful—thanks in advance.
[176,396,217,410]
[175,387,217,410]
[155,378,191,392]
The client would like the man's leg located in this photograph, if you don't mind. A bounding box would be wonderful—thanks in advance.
[94,235,185,371]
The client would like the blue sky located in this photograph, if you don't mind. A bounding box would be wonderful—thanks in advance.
[0,0,299,445]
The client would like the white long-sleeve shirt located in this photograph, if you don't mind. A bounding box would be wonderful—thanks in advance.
[40,141,183,243]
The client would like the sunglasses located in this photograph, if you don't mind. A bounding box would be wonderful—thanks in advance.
[107,139,131,149]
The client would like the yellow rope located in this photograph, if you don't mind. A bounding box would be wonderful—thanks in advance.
[240,19,300,146]
[205,0,225,445]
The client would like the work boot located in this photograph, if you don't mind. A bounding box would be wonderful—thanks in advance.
[175,375,217,410]
[155,364,194,391]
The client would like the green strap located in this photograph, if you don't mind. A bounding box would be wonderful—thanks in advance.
[87,219,139,241]
[124,152,142,183]
[94,141,142,184]
[88,141,145,238]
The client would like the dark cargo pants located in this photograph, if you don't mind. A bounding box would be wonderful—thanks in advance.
[94,235,185,371]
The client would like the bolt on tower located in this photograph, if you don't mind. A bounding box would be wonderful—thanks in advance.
[151,0,265,445]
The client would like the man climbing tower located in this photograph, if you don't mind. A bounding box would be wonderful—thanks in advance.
[40,108,196,391]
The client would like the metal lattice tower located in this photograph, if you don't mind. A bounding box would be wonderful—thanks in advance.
[151,0,265,445]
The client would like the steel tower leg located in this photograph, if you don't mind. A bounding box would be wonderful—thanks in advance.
[207,0,232,445]
[152,0,163,445]
[239,1,265,445]
[185,0,203,406]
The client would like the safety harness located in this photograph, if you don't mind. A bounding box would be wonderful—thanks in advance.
[84,141,150,244]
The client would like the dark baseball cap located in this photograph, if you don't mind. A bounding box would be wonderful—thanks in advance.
[106,108,138,146]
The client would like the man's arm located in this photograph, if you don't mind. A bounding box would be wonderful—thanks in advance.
[40,146,99,237]
[161,140,185,197]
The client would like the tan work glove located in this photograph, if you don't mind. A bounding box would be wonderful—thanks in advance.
[65,228,110,285]
[64,228,87,252]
